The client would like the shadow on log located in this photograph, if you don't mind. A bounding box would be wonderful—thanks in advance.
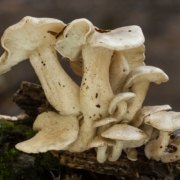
[13,81,180,180]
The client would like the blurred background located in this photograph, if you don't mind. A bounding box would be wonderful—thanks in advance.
[0,0,180,115]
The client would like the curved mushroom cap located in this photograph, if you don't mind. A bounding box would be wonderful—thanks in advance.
[101,124,148,141]
[122,66,169,92]
[131,105,172,127]
[56,18,94,61]
[0,16,65,74]
[144,111,180,132]
[92,117,117,128]
[56,18,145,60]
[15,112,79,153]
[108,92,135,114]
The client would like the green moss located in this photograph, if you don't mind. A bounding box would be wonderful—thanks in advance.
[0,119,61,180]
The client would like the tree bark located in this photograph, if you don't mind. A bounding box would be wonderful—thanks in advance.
[13,81,180,180]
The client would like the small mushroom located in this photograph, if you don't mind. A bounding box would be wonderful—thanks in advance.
[15,111,79,153]
[88,136,115,163]
[144,111,180,160]
[124,148,138,161]
[0,16,80,115]
[101,124,148,161]
[122,66,169,122]
[161,135,180,163]
[130,105,172,127]
[108,92,135,122]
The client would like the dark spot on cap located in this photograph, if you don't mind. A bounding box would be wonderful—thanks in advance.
[95,93,98,98]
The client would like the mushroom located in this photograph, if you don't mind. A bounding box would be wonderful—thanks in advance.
[108,92,135,121]
[161,134,180,163]
[56,18,145,152]
[88,136,115,163]
[101,124,148,161]
[122,66,169,122]
[122,123,153,161]
[144,111,180,160]
[15,111,79,153]
[130,105,172,127]
[0,16,80,115]
[109,45,145,95]
[124,148,138,161]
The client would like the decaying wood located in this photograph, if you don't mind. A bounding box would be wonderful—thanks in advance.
[51,149,180,180]
[13,81,56,117]
[13,81,180,180]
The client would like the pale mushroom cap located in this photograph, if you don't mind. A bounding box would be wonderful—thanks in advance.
[56,18,94,61]
[56,19,145,62]
[108,92,135,114]
[101,124,148,141]
[144,111,180,132]
[16,111,79,153]
[131,105,172,127]
[92,117,117,128]
[122,66,169,92]
[88,25,145,50]
[0,16,65,74]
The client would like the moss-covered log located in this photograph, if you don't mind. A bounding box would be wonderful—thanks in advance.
[12,81,180,180]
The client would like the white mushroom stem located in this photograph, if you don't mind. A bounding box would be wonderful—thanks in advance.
[80,46,114,119]
[29,45,80,115]
[145,131,170,161]
[89,136,115,163]
[109,51,129,94]
[124,81,150,121]
[108,140,123,161]
[97,146,109,163]
[68,46,114,152]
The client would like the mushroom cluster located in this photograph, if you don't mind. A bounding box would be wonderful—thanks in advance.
[1,16,180,163]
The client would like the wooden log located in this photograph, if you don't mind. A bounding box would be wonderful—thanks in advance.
[13,81,56,117]
[13,81,180,179]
